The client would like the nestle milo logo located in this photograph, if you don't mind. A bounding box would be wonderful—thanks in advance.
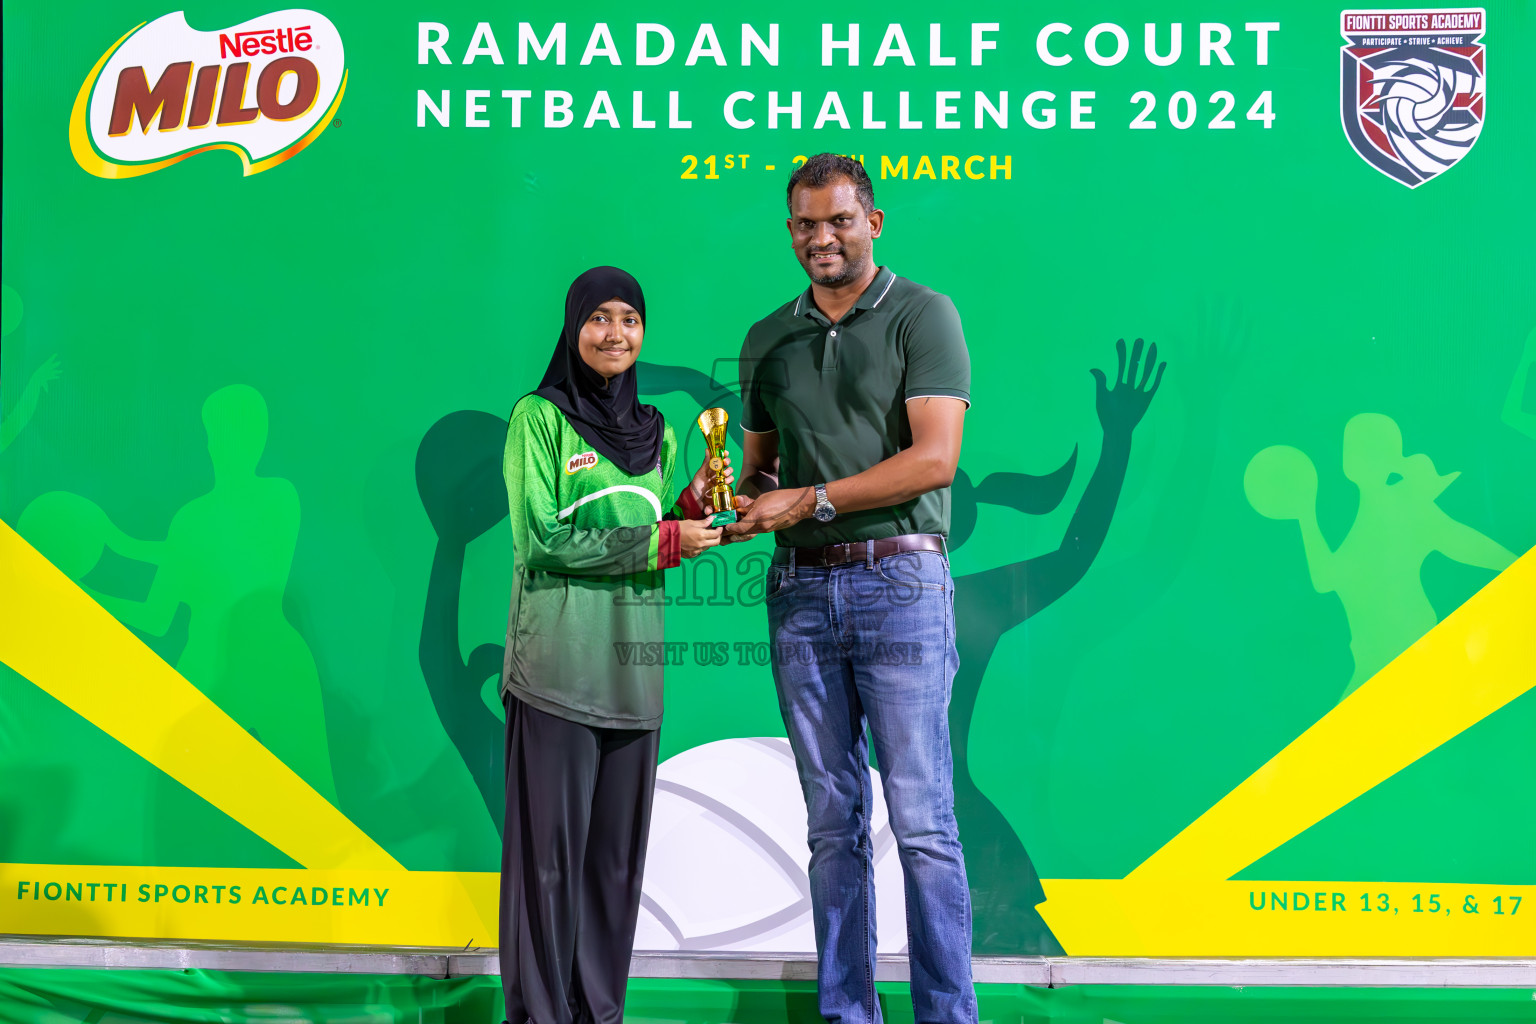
[71,10,347,179]
[566,452,599,474]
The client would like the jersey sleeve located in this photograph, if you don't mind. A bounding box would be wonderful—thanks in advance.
[903,294,972,406]
[505,403,678,575]
[669,487,705,521]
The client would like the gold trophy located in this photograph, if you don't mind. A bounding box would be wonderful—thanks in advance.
[696,408,738,526]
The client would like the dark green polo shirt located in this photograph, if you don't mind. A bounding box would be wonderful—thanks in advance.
[739,266,970,548]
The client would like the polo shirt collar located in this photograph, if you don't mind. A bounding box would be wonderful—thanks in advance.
[854,266,898,310]
[793,266,898,321]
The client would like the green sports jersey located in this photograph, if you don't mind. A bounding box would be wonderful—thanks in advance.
[500,394,687,730]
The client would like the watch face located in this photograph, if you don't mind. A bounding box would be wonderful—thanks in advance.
[814,507,835,522]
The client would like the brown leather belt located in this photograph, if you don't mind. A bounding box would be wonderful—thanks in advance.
[789,533,946,568]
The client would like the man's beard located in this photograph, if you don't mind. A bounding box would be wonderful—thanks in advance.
[804,248,868,287]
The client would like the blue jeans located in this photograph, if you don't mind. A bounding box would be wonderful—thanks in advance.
[766,546,977,1024]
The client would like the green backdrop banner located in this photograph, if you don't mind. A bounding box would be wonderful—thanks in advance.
[2,0,1533,957]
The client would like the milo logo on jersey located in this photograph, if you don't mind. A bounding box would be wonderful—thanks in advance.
[1339,7,1485,187]
[70,9,347,179]
[566,452,599,474]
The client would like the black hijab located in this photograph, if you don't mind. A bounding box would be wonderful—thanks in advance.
[531,266,664,477]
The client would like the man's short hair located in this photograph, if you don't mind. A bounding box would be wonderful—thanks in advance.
[786,154,875,214]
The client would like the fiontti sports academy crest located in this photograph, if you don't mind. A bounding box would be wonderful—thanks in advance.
[1339,8,1485,187]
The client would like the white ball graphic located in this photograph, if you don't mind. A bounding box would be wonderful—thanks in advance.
[636,737,909,953]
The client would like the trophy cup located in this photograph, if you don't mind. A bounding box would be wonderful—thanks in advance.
[696,408,738,527]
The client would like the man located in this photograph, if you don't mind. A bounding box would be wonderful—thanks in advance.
[725,153,975,1024]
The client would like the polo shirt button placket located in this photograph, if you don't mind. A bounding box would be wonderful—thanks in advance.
[823,327,840,371]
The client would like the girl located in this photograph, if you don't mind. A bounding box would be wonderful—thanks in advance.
[498,266,725,1024]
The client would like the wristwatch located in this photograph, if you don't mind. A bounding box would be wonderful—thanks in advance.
[812,483,837,523]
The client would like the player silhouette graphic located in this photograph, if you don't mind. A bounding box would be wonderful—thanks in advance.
[19,385,338,804]
[1245,412,1515,703]
[949,338,1164,953]
[413,340,1165,954]
[415,410,514,832]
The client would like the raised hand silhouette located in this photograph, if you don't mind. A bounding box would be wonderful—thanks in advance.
[1090,337,1165,435]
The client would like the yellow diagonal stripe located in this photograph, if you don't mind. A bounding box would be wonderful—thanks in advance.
[0,520,402,870]
[1131,546,1536,880]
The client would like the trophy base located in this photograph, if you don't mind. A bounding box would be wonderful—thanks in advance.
[709,508,738,527]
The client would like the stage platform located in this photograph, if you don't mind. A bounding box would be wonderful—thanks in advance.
[3,936,1532,988]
